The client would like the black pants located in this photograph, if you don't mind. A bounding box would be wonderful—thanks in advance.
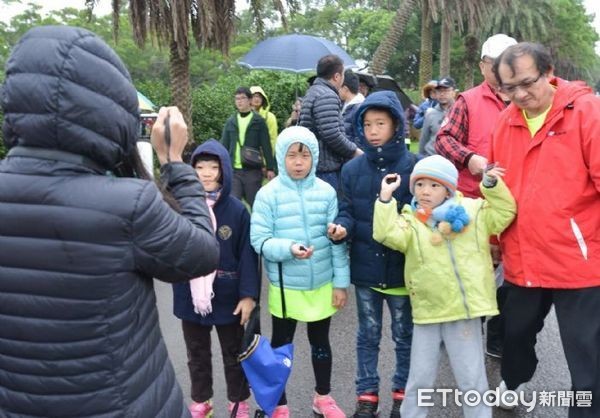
[486,282,508,350]
[501,284,600,418]
[271,316,333,404]
[232,168,263,208]
[181,320,249,403]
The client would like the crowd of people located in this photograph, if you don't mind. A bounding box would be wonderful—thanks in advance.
[0,25,599,418]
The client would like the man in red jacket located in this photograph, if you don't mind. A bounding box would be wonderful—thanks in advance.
[490,42,600,417]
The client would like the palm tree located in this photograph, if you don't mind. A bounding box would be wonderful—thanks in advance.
[86,0,290,145]
[465,0,553,87]
[483,0,552,42]
[427,0,509,87]
[418,0,433,85]
[370,0,418,74]
[439,18,451,77]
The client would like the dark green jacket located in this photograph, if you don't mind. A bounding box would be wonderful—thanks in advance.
[220,111,275,170]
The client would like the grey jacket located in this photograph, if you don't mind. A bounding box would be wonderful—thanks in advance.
[418,103,451,156]
[299,77,357,172]
[0,26,219,418]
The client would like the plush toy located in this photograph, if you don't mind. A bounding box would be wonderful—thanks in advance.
[429,203,470,245]
[444,205,470,233]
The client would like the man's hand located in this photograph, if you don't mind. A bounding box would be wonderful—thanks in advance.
[151,106,187,165]
[332,288,347,309]
[467,154,488,175]
[327,223,347,241]
[233,297,256,325]
[266,170,276,180]
[291,244,314,259]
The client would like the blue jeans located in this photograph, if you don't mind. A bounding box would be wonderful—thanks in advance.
[355,285,413,394]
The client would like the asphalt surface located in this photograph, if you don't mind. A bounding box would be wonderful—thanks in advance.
[156,280,572,417]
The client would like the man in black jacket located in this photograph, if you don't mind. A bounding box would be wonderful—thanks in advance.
[299,55,363,191]
[221,86,275,207]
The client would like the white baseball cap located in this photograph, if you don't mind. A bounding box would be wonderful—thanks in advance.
[481,34,517,59]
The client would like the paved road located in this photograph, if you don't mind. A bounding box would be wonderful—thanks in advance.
[155,280,571,417]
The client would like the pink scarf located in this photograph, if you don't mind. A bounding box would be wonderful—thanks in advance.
[189,197,217,316]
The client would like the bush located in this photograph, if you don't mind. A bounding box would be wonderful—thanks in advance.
[191,70,308,144]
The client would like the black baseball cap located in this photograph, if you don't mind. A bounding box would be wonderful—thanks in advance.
[436,77,456,89]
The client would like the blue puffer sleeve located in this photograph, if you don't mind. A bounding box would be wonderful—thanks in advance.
[250,188,296,262]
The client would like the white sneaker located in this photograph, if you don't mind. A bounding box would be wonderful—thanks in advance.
[497,380,526,410]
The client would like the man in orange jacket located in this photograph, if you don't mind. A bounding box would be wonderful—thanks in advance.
[490,42,600,417]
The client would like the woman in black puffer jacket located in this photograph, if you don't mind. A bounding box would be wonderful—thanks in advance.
[0,26,219,418]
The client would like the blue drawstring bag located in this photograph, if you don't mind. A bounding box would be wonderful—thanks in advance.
[239,334,293,417]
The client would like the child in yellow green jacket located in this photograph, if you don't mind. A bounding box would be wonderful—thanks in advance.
[373,155,516,418]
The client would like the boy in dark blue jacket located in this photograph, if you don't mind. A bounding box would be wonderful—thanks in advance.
[328,91,416,418]
[172,140,260,418]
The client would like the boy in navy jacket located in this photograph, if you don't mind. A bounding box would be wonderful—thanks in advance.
[328,91,417,418]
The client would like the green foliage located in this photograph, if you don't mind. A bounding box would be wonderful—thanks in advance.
[192,70,305,143]
[542,0,600,83]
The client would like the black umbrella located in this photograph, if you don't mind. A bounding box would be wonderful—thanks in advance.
[238,34,357,73]
[356,72,414,110]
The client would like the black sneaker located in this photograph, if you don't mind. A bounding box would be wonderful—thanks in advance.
[352,393,379,418]
[390,390,405,418]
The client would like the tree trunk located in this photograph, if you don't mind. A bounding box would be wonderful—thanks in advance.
[439,19,451,77]
[371,0,417,75]
[418,0,432,86]
[169,41,194,151]
[463,34,478,89]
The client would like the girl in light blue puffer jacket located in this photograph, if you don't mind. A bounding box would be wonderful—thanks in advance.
[250,126,350,418]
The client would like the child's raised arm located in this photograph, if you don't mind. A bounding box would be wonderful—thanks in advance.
[379,173,401,202]
[373,174,412,252]
[479,166,516,235]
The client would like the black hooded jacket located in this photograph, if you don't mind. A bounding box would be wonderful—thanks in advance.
[0,26,219,417]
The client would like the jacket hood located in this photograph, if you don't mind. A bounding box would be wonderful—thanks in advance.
[1,26,139,171]
[250,86,271,111]
[547,77,592,112]
[505,77,593,125]
[190,139,232,201]
[275,126,319,188]
[354,90,407,164]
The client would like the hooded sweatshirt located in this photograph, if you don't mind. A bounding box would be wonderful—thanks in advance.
[250,126,350,291]
[251,86,279,154]
[490,77,600,289]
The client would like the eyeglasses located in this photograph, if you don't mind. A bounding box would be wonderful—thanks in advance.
[499,73,543,94]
